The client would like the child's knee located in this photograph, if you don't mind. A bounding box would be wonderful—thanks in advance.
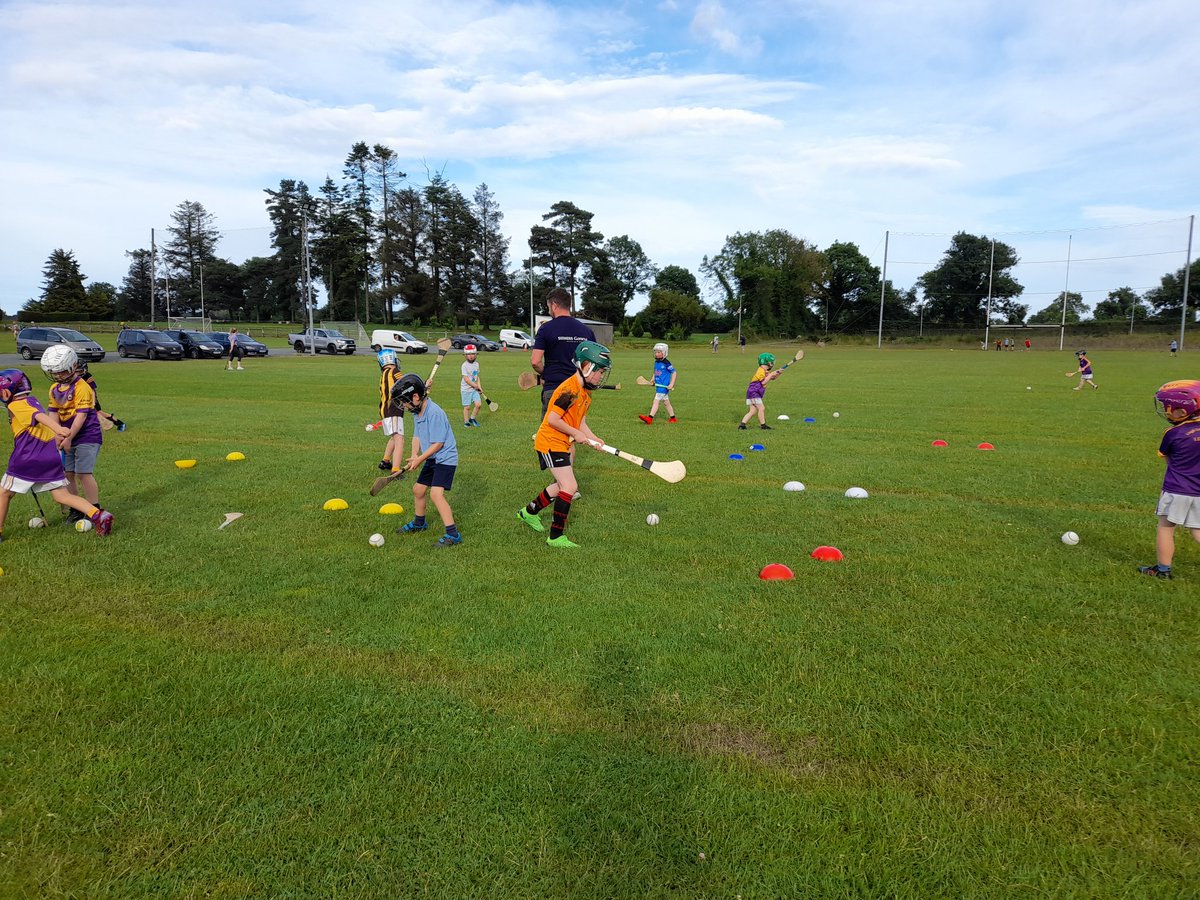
[413,482,428,499]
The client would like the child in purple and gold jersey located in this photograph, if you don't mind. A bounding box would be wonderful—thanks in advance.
[1138,380,1200,579]
[0,368,112,542]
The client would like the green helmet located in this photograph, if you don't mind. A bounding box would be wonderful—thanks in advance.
[574,340,611,370]
[758,352,775,367]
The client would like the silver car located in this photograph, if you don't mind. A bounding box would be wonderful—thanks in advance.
[17,327,106,362]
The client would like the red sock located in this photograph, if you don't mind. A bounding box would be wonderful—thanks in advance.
[526,489,553,515]
[549,494,573,539]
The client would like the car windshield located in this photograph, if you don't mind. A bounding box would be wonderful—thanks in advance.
[140,331,169,340]
[399,332,418,342]
[58,329,90,341]
[183,331,209,340]
[325,330,347,338]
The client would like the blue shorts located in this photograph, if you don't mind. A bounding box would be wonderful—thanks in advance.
[461,388,481,406]
[417,459,456,491]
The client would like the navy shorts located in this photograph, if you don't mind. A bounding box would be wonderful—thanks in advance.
[417,459,456,491]
[537,450,572,470]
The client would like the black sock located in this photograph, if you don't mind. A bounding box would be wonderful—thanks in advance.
[549,495,573,539]
[414,515,426,527]
[526,489,552,515]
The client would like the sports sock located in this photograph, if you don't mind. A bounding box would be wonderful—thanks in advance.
[526,489,552,515]
[445,523,459,538]
[414,515,426,527]
[549,494,573,540]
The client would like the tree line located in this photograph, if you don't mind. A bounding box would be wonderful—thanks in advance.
[17,144,1199,339]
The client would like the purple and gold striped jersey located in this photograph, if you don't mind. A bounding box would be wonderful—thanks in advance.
[5,395,65,483]
[49,377,103,445]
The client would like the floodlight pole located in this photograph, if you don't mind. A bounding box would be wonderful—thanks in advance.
[877,230,888,348]
[199,263,206,329]
[149,228,156,326]
[1058,235,1072,351]
[528,247,534,334]
[1181,214,1194,352]
[983,239,995,350]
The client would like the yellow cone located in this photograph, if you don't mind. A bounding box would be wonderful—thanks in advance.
[175,459,197,469]
[225,451,246,461]
[378,502,405,515]
[322,498,349,511]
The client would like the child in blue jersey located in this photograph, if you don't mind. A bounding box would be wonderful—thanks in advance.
[0,368,112,541]
[1138,380,1200,579]
[638,342,677,425]
[1066,350,1098,390]
[391,374,462,547]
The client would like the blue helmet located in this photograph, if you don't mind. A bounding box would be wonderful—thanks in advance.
[377,349,398,369]
[0,368,32,401]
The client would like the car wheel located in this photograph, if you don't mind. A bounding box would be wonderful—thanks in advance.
[500,341,508,349]
[147,348,157,360]
[189,348,200,359]
[294,341,305,353]
[370,344,380,352]
[118,346,128,358]
[405,346,414,353]
[20,346,34,359]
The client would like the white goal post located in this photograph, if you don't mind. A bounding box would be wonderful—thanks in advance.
[166,316,212,332]
[321,320,370,342]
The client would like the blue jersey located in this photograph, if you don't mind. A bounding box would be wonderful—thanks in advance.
[413,398,458,466]
[653,358,675,390]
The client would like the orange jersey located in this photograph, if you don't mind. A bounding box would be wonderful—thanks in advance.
[535,373,592,453]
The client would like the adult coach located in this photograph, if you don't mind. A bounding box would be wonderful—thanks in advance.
[225,327,245,371]
[530,287,595,416]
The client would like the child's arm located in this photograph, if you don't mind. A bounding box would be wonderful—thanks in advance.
[557,412,604,450]
[33,410,71,440]
[667,371,677,391]
[405,441,443,471]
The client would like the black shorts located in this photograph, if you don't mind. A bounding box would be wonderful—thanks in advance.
[537,450,572,470]
[416,459,456,490]
[230,346,245,360]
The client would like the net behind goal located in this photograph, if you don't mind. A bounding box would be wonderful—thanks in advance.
[321,321,370,342]
[166,316,212,332]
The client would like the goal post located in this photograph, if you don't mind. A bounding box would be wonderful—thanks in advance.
[320,320,369,343]
[166,316,212,332]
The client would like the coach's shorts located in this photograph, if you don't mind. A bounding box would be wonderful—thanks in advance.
[1156,491,1200,528]
[461,389,481,407]
[1,473,68,494]
[64,443,101,475]
[537,450,572,470]
[416,460,456,491]
[382,416,403,437]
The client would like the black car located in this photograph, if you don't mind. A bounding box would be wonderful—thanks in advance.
[206,332,269,357]
[162,329,225,360]
[449,333,500,351]
[116,329,184,360]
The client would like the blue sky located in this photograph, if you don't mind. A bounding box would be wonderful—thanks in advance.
[2,0,1197,318]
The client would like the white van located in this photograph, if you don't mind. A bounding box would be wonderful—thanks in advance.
[369,329,428,354]
[499,328,534,350]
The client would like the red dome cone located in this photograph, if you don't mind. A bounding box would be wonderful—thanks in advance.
[758,563,795,580]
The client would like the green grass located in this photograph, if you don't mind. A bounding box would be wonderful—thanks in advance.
[1,345,1198,896]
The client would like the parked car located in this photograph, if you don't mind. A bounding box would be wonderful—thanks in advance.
[16,327,106,362]
[207,332,269,357]
[499,329,534,350]
[369,329,428,354]
[162,329,225,359]
[287,328,354,355]
[449,333,500,351]
[116,329,184,360]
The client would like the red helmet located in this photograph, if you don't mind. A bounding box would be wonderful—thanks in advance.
[1154,380,1200,423]
[464,344,477,355]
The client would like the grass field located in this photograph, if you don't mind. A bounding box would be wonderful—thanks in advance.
[1,343,1197,897]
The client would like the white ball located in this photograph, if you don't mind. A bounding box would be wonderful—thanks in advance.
[1026,386,1032,391]
[646,514,660,526]
[75,518,93,532]
[1061,531,1079,546]
[845,487,869,499]
[28,516,46,529]
[833,412,840,418]
[783,481,805,492]
[365,423,374,432]
[369,532,385,547]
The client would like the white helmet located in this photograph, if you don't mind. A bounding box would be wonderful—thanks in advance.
[41,345,78,381]
[653,342,668,356]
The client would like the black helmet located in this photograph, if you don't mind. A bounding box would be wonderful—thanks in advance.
[391,372,426,410]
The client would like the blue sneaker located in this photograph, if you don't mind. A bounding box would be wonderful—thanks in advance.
[398,520,428,533]
[436,533,462,547]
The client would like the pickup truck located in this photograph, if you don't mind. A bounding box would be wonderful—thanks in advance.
[288,328,357,355]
